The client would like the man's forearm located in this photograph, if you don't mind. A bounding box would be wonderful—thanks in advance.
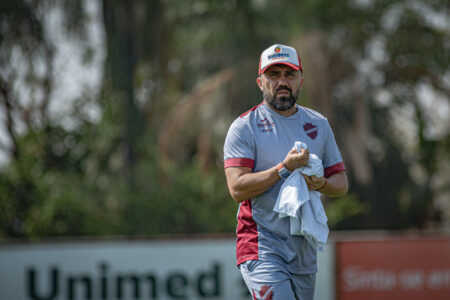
[225,166,281,203]
[319,172,348,197]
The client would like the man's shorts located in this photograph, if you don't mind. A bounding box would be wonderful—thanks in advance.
[239,260,316,300]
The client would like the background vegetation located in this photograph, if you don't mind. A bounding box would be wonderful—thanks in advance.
[0,0,448,239]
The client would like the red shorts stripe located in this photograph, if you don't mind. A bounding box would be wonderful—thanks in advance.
[324,162,346,178]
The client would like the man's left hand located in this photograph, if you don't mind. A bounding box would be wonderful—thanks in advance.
[302,174,326,191]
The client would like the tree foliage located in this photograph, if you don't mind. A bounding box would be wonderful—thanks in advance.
[0,0,448,239]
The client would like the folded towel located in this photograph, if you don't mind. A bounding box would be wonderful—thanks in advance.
[273,142,329,251]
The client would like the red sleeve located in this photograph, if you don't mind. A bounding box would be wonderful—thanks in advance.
[324,162,346,178]
[224,158,254,169]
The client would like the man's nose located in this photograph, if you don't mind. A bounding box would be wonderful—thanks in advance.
[276,75,289,87]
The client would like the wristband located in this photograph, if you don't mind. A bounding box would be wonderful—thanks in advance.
[277,162,291,180]
[317,178,328,191]
[282,161,292,172]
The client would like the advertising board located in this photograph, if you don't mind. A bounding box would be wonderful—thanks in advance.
[0,239,246,300]
[0,237,334,300]
[336,237,450,300]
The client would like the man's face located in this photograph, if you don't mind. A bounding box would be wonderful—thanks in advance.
[257,65,303,111]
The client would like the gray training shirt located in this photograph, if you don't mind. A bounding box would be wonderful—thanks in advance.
[224,102,345,274]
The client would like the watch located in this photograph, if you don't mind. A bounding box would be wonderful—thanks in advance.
[277,162,291,179]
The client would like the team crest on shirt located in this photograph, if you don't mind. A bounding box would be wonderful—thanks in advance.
[303,122,318,139]
[257,118,275,133]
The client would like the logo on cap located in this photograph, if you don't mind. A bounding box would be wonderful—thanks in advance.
[259,44,303,75]
[268,53,289,60]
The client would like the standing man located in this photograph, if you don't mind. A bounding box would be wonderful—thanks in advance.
[223,44,348,300]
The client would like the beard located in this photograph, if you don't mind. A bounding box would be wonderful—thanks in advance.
[263,86,300,111]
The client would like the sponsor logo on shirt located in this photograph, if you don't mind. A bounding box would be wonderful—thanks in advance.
[303,122,318,139]
[257,118,275,133]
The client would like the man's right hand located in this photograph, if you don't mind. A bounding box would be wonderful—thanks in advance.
[283,147,309,171]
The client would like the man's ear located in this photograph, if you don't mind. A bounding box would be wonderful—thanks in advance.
[300,77,304,89]
[256,77,263,91]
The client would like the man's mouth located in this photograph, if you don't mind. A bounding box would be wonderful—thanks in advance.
[276,88,291,96]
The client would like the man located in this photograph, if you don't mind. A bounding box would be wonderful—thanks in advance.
[223,44,348,300]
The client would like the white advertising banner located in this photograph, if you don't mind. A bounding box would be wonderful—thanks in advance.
[0,238,334,300]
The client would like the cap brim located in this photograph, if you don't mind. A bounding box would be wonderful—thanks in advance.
[259,62,301,75]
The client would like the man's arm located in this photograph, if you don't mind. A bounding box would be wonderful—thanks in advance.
[303,171,348,197]
[225,148,309,203]
[225,166,281,203]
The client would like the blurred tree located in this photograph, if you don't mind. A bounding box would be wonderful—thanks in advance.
[294,0,449,229]
[0,0,448,239]
[0,0,91,237]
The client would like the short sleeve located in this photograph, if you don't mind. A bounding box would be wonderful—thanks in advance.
[223,119,255,169]
[323,120,346,177]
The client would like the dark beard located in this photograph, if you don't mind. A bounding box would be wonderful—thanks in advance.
[264,86,298,111]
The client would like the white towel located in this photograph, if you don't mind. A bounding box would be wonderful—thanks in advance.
[273,142,329,251]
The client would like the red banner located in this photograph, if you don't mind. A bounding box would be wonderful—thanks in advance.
[336,236,450,300]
